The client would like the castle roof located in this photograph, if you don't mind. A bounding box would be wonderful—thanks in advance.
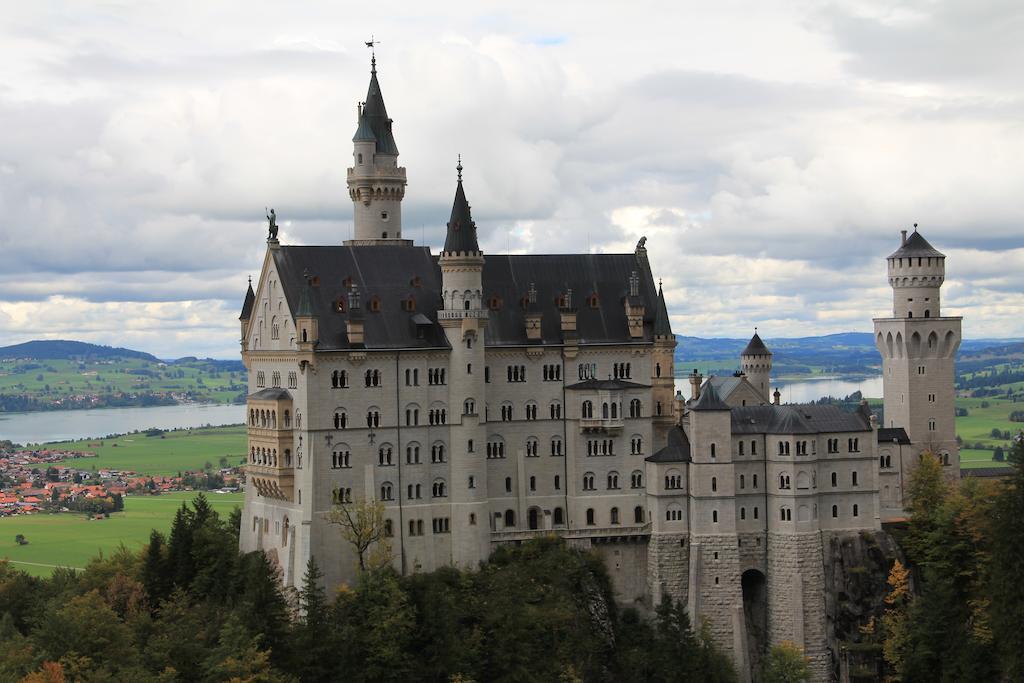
[268,245,661,350]
[646,426,691,463]
[888,230,945,259]
[296,280,314,317]
[877,427,911,444]
[239,280,255,321]
[443,163,480,254]
[741,332,771,357]
[357,64,399,155]
[654,283,673,337]
[690,381,731,411]
[566,378,650,391]
[248,388,292,401]
[730,404,871,435]
[705,375,746,402]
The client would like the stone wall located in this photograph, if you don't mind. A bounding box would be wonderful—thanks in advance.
[646,532,688,608]
[691,534,742,657]
[766,531,830,681]
[591,539,649,606]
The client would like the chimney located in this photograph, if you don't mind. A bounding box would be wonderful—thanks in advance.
[773,388,781,405]
[900,229,907,245]
[689,368,703,401]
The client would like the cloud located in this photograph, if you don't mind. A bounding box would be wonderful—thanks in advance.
[0,1,1021,358]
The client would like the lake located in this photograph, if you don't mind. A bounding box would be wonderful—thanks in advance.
[674,375,883,405]
[0,403,245,445]
[2,375,884,445]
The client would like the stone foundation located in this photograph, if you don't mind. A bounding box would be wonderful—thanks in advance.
[646,533,689,608]
[767,531,830,681]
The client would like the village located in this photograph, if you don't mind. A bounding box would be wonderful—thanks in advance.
[0,444,241,517]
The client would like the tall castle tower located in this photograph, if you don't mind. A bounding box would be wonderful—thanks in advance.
[346,54,409,245]
[874,226,962,472]
[438,159,491,566]
[740,332,772,403]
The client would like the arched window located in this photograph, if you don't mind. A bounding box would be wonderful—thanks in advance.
[853,504,859,517]
[554,507,565,526]
[380,482,393,501]
[586,508,595,526]
[583,472,595,490]
[710,443,716,458]
[711,477,717,492]
[610,507,620,525]
[631,470,643,488]
[832,505,838,518]
[582,400,593,419]
[712,510,718,523]
[607,471,619,489]
[504,509,515,527]
[432,479,447,498]
[634,506,644,523]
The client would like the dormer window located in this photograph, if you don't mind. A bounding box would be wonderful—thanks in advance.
[369,296,381,313]
[411,276,422,288]
[403,297,416,312]
[489,296,502,311]
[336,297,347,313]
[588,293,599,308]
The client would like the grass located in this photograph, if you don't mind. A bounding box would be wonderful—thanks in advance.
[44,425,247,476]
[0,491,244,577]
[0,357,245,405]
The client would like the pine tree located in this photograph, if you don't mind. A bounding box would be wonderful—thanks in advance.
[167,502,195,589]
[141,529,170,605]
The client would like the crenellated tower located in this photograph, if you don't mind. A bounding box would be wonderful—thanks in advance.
[438,159,490,566]
[346,53,409,245]
[874,226,961,477]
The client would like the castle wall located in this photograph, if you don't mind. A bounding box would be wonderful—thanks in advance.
[766,531,830,680]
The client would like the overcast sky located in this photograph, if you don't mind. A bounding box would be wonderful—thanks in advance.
[1,1,1022,358]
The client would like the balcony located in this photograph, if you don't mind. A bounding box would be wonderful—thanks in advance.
[579,417,624,434]
[491,523,651,543]
[247,463,294,501]
[437,308,489,320]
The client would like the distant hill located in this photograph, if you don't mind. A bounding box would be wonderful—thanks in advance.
[676,333,1024,377]
[0,340,158,362]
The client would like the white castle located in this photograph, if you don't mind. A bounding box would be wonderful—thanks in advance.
[238,58,961,681]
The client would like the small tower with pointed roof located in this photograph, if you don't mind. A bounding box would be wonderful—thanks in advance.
[346,52,409,244]
[437,158,490,568]
[239,277,255,348]
[652,281,678,442]
[740,331,772,403]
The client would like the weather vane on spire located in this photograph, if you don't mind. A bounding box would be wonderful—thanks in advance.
[365,35,380,71]
[457,154,463,181]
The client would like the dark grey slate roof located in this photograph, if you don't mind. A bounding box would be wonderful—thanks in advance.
[360,67,399,155]
[647,426,691,463]
[877,427,911,444]
[271,245,661,351]
[239,281,255,321]
[741,332,771,357]
[888,230,945,259]
[730,404,871,435]
[707,375,744,401]
[249,388,292,401]
[481,252,659,346]
[352,113,375,142]
[691,381,731,411]
[296,281,314,317]
[566,378,650,391]
[654,284,673,337]
[272,246,448,351]
[443,172,480,254]
[961,467,1013,479]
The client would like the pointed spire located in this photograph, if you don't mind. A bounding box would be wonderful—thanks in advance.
[654,281,673,338]
[239,277,255,321]
[443,156,480,254]
[358,50,398,155]
[691,380,730,411]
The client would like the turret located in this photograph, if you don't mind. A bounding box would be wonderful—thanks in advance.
[887,224,945,319]
[740,332,772,403]
[346,54,409,244]
[295,276,318,351]
[239,277,255,346]
[652,280,677,440]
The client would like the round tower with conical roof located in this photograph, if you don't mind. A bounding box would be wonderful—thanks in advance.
[346,54,409,244]
[740,332,772,403]
[887,224,946,319]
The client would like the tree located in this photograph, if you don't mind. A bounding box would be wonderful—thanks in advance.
[327,498,391,572]
[990,433,1024,679]
[762,641,810,683]
[881,560,912,680]
[14,534,27,545]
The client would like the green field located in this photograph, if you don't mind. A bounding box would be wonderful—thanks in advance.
[46,424,247,476]
[0,491,244,577]
[0,357,245,407]
[955,397,1020,468]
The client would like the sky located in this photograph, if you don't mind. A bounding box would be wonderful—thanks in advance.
[0,0,1022,359]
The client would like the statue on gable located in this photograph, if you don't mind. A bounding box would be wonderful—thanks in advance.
[266,207,279,241]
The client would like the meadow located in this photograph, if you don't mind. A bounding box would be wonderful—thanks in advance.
[45,424,247,476]
[0,491,244,577]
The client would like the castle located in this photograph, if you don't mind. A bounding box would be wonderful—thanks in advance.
[238,57,961,681]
